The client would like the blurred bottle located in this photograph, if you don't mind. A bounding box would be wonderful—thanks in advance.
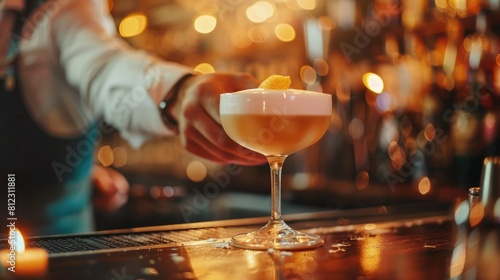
[449,9,499,189]
[453,157,500,279]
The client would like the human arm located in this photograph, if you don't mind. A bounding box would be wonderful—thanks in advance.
[52,1,264,165]
[52,0,189,146]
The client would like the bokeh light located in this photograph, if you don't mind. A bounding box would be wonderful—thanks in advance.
[119,13,147,38]
[418,176,431,195]
[469,202,485,227]
[194,63,215,74]
[360,235,382,273]
[97,145,114,167]
[186,160,207,182]
[194,15,217,34]
[300,65,317,85]
[362,72,384,94]
[246,1,274,23]
[274,23,296,42]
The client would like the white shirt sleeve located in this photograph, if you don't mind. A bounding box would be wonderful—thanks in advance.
[19,0,191,148]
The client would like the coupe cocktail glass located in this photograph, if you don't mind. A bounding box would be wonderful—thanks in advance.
[220,89,332,250]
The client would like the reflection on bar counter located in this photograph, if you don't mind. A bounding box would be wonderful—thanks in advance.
[452,156,500,279]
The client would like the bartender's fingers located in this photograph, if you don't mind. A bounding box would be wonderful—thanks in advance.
[177,72,264,165]
[199,73,259,125]
[180,108,265,165]
[183,122,266,165]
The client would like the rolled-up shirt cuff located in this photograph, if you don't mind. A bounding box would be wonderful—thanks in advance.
[118,61,193,148]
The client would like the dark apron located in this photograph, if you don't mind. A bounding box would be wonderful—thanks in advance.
[0,1,95,237]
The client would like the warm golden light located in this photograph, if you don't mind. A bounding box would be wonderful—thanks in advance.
[0,229,49,276]
[194,15,217,34]
[97,145,114,167]
[418,176,431,195]
[246,1,274,23]
[274,23,296,42]
[186,160,207,182]
[119,13,147,38]
[362,72,384,94]
[360,235,382,273]
[194,63,215,74]
[469,202,485,227]
[244,251,258,269]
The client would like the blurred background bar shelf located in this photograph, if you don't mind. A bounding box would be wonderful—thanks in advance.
[86,0,500,231]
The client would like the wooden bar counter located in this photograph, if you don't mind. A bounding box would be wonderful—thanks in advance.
[4,200,499,280]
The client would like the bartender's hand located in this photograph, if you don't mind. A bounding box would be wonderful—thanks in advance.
[172,72,267,166]
[91,165,130,212]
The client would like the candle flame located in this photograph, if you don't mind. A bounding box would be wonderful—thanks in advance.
[15,229,26,253]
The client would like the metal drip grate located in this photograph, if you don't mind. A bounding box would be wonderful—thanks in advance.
[0,226,261,255]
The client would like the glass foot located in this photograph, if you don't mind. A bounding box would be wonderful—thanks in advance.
[230,219,324,250]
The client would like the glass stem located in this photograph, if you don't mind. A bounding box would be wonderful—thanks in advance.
[267,155,286,222]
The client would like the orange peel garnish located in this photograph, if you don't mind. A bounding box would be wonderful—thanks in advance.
[258,75,291,90]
